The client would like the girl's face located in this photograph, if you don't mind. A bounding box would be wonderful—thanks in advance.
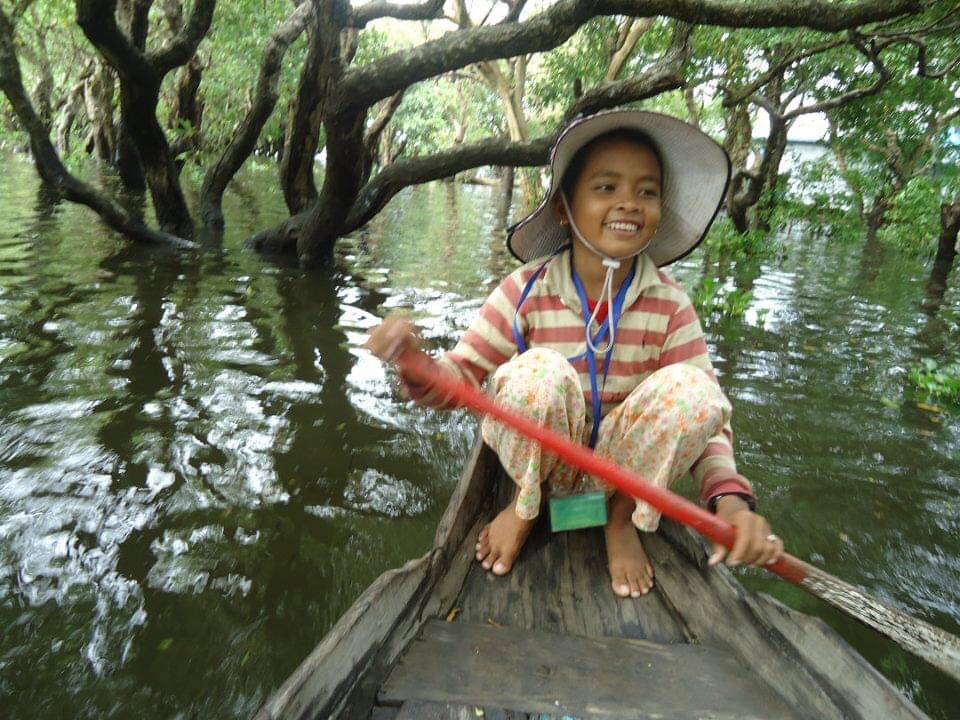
[560,137,662,260]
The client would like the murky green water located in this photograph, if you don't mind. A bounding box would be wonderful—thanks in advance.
[0,153,957,718]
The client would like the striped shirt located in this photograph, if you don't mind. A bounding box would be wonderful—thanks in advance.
[406,249,753,506]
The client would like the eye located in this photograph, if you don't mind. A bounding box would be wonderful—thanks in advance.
[638,187,660,198]
[595,183,615,193]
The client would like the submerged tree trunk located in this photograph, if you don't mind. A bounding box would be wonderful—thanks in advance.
[199,2,311,227]
[495,165,514,230]
[83,61,116,162]
[167,56,204,159]
[55,63,93,154]
[112,0,150,189]
[76,0,216,237]
[934,193,960,274]
[864,195,889,242]
[749,117,789,232]
[278,9,332,214]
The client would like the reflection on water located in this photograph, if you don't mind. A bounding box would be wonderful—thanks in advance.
[0,152,957,718]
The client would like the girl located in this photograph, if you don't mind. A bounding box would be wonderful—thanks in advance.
[366,110,783,599]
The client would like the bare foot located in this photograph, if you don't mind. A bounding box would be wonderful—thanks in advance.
[475,502,536,576]
[604,492,654,598]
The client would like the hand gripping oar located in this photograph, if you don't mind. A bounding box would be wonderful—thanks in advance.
[394,349,960,682]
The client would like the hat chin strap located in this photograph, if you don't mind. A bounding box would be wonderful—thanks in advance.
[559,191,652,355]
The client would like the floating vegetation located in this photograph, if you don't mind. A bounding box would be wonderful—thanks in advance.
[693,277,753,320]
[909,359,960,408]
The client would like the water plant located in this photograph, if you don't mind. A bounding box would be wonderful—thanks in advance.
[909,358,960,406]
[693,277,753,320]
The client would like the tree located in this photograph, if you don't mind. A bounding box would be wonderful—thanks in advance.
[825,5,960,246]
[246,0,922,266]
[0,0,927,267]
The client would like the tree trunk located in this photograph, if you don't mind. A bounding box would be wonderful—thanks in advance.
[77,0,215,238]
[168,56,204,159]
[723,100,753,230]
[55,68,91,154]
[30,36,54,128]
[199,1,311,227]
[864,195,889,242]
[83,62,116,162]
[298,110,372,265]
[495,165,514,230]
[123,76,194,235]
[749,115,789,232]
[683,86,700,128]
[250,108,366,266]
[115,98,146,189]
[113,0,150,188]
[278,9,331,214]
[933,193,960,273]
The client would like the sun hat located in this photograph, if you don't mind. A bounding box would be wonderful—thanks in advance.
[506,109,731,267]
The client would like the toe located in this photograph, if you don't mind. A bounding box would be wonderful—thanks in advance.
[628,573,642,598]
[483,547,499,571]
[475,536,490,562]
[492,557,512,576]
[610,568,631,598]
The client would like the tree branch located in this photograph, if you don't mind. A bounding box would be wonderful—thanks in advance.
[75,0,153,78]
[600,0,920,30]
[780,33,890,120]
[604,16,653,81]
[339,0,921,111]
[343,21,693,235]
[722,37,847,107]
[350,0,444,26]
[567,22,692,118]
[149,0,217,74]
[364,90,404,149]
[0,8,191,247]
[199,1,311,226]
[343,136,553,233]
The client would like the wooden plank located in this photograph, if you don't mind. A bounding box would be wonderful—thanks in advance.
[380,619,799,719]
[370,706,399,720]
[456,466,686,644]
[394,701,527,719]
[645,528,922,720]
[746,592,926,719]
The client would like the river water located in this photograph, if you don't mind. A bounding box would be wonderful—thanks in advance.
[0,153,957,718]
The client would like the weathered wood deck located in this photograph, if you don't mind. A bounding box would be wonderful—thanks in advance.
[257,440,926,720]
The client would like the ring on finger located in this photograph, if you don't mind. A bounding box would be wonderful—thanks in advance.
[766,533,779,543]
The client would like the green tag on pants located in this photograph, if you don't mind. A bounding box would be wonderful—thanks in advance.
[549,491,608,532]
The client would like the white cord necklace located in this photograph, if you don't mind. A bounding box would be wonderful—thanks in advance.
[559,191,651,354]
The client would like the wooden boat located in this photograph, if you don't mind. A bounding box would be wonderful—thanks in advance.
[256,439,926,719]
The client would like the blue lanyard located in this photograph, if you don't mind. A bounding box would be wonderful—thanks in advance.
[571,262,635,448]
[511,251,635,448]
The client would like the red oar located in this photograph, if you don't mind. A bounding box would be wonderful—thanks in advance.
[395,349,960,682]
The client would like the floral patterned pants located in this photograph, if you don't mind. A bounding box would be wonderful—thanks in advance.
[481,347,731,531]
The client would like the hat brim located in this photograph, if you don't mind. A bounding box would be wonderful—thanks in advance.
[506,110,731,267]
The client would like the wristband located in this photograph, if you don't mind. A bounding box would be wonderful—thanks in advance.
[707,492,756,514]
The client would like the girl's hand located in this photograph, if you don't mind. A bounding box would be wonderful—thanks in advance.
[708,495,784,568]
[365,313,422,363]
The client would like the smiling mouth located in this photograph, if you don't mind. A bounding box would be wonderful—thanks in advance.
[604,221,641,234]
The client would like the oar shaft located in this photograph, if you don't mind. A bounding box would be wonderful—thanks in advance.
[395,349,960,682]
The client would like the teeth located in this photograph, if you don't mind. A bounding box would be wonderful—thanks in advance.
[605,222,639,232]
